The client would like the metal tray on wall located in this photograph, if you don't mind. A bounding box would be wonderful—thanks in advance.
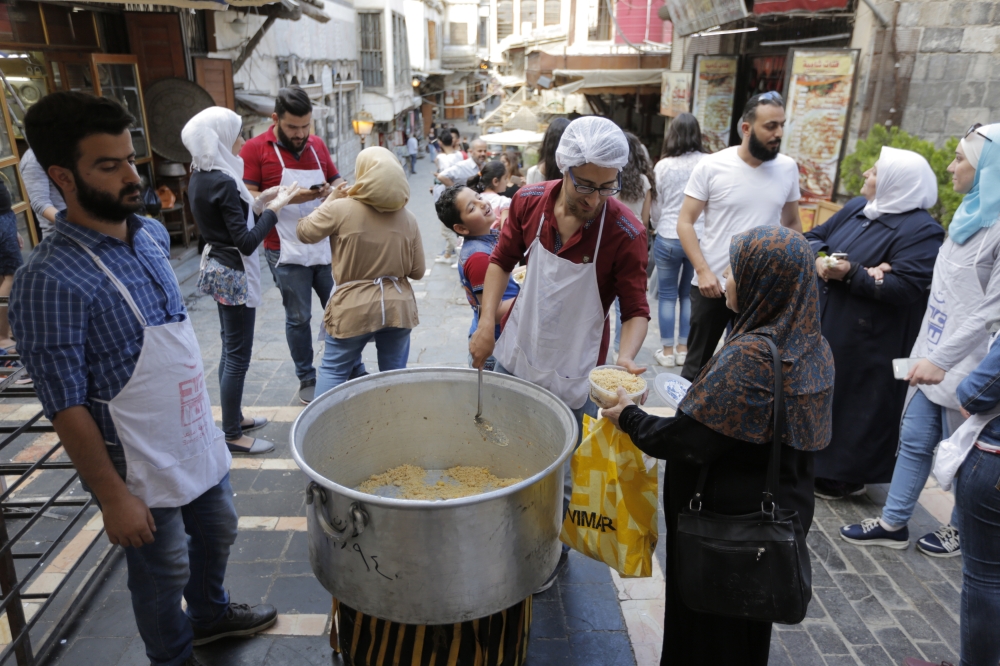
[144,78,216,163]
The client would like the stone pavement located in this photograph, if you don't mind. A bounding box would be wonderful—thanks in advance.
[0,141,964,666]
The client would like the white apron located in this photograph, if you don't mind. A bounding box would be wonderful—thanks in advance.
[70,231,231,508]
[494,209,608,409]
[933,330,1000,491]
[272,143,332,267]
[333,276,406,329]
[199,204,262,308]
[911,233,990,410]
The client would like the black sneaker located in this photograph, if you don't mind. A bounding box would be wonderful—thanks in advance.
[533,550,569,595]
[814,478,866,501]
[299,379,317,405]
[191,602,278,646]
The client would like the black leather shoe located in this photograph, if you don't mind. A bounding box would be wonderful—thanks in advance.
[191,602,278,646]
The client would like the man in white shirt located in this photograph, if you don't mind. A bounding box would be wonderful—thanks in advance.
[437,138,488,188]
[406,133,418,174]
[676,91,802,380]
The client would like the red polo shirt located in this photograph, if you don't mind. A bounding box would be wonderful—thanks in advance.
[240,126,341,251]
[490,180,650,365]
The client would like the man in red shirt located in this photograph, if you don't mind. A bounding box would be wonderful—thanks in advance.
[469,116,650,590]
[241,88,347,404]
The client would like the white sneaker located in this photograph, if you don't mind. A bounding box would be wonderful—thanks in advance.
[675,352,687,366]
[654,349,675,367]
[434,254,453,264]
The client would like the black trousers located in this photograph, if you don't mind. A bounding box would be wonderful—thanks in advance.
[680,286,735,380]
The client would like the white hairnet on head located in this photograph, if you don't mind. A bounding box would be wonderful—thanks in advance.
[554,116,629,173]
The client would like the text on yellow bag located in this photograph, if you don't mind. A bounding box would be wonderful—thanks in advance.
[560,414,658,578]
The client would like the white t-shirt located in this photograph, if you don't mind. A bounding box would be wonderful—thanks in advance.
[684,146,800,286]
[654,151,707,239]
[435,151,464,172]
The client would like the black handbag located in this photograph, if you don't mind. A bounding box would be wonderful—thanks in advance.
[675,334,811,625]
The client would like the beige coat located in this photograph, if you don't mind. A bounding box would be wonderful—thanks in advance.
[296,147,425,339]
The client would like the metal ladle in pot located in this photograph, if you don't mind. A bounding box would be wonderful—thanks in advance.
[475,367,509,446]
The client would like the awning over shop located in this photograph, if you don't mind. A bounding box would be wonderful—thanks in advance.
[496,75,526,88]
[483,129,545,146]
[90,0,274,8]
[664,0,748,37]
[236,92,275,116]
[551,69,665,90]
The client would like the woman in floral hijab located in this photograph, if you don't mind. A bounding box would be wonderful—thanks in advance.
[603,226,834,665]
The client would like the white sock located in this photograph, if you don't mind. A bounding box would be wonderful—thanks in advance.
[878,518,903,532]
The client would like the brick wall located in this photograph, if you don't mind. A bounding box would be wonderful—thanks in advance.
[896,1,1000,146]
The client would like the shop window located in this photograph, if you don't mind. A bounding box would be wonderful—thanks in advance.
[450,22,468,45]
[521,0,536,31]
[358,12,384,89]
[428,20,438,59]
[497,0,513,41]
[544,0,560,25]
[588,0,612,41]
[392,13,410,90]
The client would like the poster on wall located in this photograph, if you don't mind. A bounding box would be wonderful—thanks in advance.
[753,0,849,14]
[665,0,748,37]
[691,55,738,153]
[660,72,692,117]
[781,49,859,201]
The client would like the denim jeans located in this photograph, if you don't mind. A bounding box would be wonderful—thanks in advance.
[217,303,255,440]
[493,362,598,517]
[955,448,1000,666]
[264,249,333,383]
[408,154,417,173]
[315,327,411,396]
[98,455,239,666]
[654,235,693,347]
[882,389,959,528]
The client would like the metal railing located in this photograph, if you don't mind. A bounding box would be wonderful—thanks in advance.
[0,297,121,666]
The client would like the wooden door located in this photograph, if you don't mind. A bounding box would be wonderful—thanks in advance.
[445,89,464,120]
[125,12,187,86]
[195,58,235,110]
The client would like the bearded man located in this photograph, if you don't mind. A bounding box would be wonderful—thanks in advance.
[675,91,803,380]
[11,92,276,666]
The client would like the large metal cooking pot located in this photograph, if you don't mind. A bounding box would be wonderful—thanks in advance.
[291,367,577,625]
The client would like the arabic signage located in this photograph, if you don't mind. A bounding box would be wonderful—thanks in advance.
[660,72,692,118]
[753,0,849,15]
[781,49,859,202]
[664,0,749,37]
[691,55,738,153]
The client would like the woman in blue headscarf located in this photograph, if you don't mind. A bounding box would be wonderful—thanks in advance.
[841,123,1000,560]
[603,226,834,665]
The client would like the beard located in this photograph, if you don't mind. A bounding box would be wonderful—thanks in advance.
[74,171,143,223]
[276,125,307,152]
[748,127,781,162]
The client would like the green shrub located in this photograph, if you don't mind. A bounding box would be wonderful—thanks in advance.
[840,125,963,227]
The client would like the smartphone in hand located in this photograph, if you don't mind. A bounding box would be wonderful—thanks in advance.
[892,358,922,380]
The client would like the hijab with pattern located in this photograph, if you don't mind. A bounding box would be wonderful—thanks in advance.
[678,226,835,451]
[181,106,254,205]
[862,146,938,221]
[348,146,410,213]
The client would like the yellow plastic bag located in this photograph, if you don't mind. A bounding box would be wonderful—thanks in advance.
[560,414,659,578]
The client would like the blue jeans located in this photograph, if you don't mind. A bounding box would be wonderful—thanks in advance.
[654,235,693,347]
[217,303,255,440]
[408,154,417,173]
[882,389,959,528]
[104,463,239,666]
[264,249,334,383]
[315,327,411,396]
[955,448,1000,666]
[493,362,598,517]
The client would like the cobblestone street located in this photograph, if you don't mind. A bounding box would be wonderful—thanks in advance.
[0,138,966,666]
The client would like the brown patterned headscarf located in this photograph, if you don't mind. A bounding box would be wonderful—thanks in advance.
[678,226,834,451]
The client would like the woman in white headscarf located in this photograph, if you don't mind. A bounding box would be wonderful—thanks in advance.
[803,146,945,501]
[183,106,301,454]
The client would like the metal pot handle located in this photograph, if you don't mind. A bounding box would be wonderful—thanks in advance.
[306,482,369,542]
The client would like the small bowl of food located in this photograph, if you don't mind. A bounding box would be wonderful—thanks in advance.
[589,365,646,408]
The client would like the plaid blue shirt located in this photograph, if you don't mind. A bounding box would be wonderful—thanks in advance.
[10,214,187,445]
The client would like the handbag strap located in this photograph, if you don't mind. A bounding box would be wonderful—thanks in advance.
[688,333,786,518]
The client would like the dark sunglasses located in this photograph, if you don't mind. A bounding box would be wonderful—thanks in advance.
[966,123,993,143]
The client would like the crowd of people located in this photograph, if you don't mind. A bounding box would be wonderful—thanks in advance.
[0,78,997,666]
